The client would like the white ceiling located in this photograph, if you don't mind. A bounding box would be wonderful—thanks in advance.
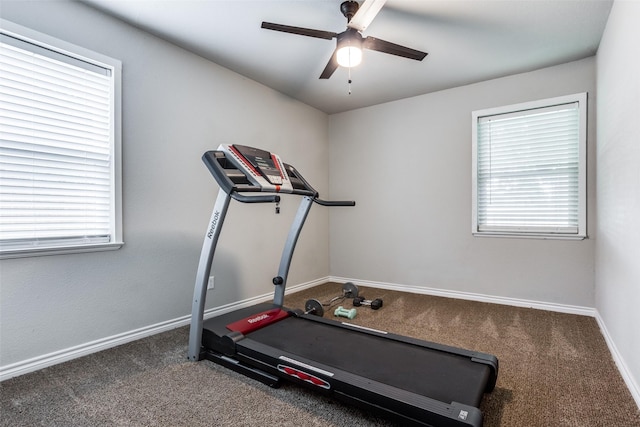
[81,0,613,114]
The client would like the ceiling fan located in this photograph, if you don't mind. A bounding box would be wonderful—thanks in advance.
[261,0,428,79]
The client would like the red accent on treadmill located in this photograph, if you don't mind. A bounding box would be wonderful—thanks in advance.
[226,308,289,334]
[271,154,285,177]
[271,154,285,192]
[277,364,330,389]
[229,145,261,178]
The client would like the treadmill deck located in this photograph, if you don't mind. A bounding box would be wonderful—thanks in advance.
[203,304,494,409]
[245,315,490,407]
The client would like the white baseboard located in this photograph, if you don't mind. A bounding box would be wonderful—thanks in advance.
[0,316,186,382]
[330,276,596,316]
[594,312,640,408]
[0,277,327,382]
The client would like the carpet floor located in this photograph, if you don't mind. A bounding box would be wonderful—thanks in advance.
[1,282,639,426]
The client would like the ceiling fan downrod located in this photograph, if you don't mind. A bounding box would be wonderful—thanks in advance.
[340,1,360,23]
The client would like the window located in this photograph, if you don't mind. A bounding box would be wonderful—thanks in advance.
[0,20,122,258]
[472,93,587,239]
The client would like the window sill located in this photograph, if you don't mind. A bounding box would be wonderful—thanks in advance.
[0,242,124,259]
[472,232,587,241]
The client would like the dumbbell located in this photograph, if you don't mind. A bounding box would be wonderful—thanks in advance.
[304,282,359,317]
[321,282,358,306]
[334,306,357,319]
[353,296,383,310]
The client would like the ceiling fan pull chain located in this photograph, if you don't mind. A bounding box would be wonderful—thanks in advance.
[348,67,353,95]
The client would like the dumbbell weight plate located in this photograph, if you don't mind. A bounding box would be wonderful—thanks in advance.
[371,298,383,310]
[342,282,359,299]
[304,299,324,317]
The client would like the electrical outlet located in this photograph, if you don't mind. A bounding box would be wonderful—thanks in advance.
[207,276,215,290]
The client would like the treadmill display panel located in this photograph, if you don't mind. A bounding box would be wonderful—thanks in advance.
[232,144,283,185]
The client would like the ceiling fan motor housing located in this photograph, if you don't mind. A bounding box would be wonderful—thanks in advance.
[338,28,364,47]
[340,1,360,23]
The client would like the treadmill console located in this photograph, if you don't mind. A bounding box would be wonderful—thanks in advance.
[233,145,283,185]
[219,144,293,192]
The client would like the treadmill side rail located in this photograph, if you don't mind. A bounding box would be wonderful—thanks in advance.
[226,308,289,334]
[203,349,281,388]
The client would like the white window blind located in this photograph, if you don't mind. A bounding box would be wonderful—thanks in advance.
[0,22,122,256]
[472,93,587,239]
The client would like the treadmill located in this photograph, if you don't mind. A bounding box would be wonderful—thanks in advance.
[188,144,498,427]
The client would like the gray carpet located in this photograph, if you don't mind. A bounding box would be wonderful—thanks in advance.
[2,283,639,426]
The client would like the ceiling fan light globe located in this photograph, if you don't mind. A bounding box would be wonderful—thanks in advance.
[336,46,362,68]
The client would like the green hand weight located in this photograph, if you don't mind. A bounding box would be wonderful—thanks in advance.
[334,306,357,319]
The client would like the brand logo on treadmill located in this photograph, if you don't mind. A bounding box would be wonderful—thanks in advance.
[247,313,270,324]
[207,211,220,239]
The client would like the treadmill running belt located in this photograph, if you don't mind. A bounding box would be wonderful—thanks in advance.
[244,316,490,407]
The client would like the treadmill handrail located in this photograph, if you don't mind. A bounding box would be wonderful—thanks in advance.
[314,199,356,207]
[232,193,281,204]
[202,151,236,196]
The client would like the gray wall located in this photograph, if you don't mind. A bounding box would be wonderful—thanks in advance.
[595,0,640,403]
[0,1,329,368]
[328,57,597,307]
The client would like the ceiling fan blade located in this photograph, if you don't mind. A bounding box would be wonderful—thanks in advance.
[319,50,339,79]
[363,37,428,61]
[261,22,337,40]
[347,0,387,32]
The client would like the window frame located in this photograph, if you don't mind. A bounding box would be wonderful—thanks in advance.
[471,93,588,240]
[0,19,123,258]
